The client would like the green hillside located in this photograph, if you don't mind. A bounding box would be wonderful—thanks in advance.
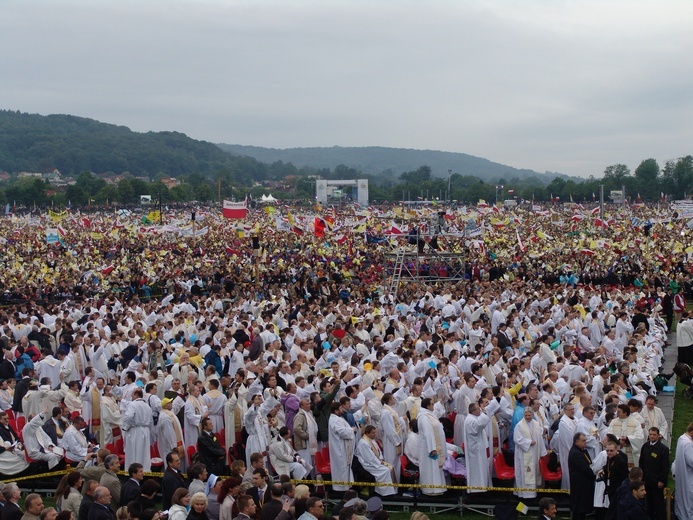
[0,110,264,180]
[216,143,565,183]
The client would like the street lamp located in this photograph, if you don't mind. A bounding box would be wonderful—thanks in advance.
[448,170,452,202]
[495,185,504,205]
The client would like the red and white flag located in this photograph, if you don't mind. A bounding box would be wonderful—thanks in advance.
[222,198,248,219]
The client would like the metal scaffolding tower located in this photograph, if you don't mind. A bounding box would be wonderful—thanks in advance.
[384,237,467,298]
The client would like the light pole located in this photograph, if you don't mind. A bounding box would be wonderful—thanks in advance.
[495,185,504,205]
[158,191,163,224]
[448,169,452,202]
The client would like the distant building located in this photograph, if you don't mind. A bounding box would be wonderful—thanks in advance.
[161,177,179,189]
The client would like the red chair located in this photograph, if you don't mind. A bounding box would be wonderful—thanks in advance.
[151,442,164,470]
[16,416,26,432]
[315,447,331,476]
[187,445,196,465]
[400,454,419,485]
[217,429,226,448]
[24,446,37,464]
[6,410,15,421]
[539,454,562,487]
[70,411,80,421]
[106,442,125,466]
[115,439,125,456]
[493,453,515,486]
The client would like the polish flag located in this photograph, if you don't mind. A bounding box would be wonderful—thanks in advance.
[222,198,248,219]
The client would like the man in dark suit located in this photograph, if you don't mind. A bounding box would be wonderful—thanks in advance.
[602,440,629,520]
[42,407,70,445]
[495,323,512,350]
[78,480,99,520]
[537,497,557,519]
[639,427,670,520]
[11,369,32,413]
[88,487,116,520]
[0,483,23,520]
[247,468,270,519]
[618,480,650,520]
[568,433,595,520]
[0,412,22,447]
[198,417,226,475]
[260,484,290,520]
[119,463,143,507]
[162,451,186,510]
[0,352,16,382]
[231,495,257,520]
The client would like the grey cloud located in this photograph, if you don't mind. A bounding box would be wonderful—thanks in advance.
[1,0,692,177]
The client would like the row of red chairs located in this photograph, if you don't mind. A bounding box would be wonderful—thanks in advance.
[493,452,563,486]
[312,443,561,489]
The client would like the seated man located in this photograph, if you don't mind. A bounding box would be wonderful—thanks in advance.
[354,425,396,496]
[22,412,64,469]
[62,416,93,463]
[268,427,311,480]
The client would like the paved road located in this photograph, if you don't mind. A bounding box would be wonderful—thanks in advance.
[658,331,678,445]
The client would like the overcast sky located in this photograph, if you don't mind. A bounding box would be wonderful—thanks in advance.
[2,0,692,177]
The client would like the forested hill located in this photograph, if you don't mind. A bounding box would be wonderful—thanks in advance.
[0,110,266,180]
[0,109,564,184]
[217,143,564,183]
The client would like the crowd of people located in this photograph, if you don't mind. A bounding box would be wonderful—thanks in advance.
[0,200,691,520]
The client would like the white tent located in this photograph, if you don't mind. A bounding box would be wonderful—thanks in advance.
[260,194,277,203]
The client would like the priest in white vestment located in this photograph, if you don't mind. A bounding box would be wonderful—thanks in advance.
[100,386,122,446]
[184,384,209,456]
[355,425,397,496]
[23,413,64,469]
[555,403,577,489]
[202,379,226,433]
[223,391,239,461]
[158,397,185,468]
[452,376,477,446]
[463,398,501,493]
[379,394,404,482]
[643,396,669,445]
[62,416,91,462]
[243,392,279,467]
[575,406,600,461]
[607,404,644,468]
[513,408,547,498]
[122,388,152,472]
[673,426,693,520]
[417,397,447,496]
[328,401,356,492]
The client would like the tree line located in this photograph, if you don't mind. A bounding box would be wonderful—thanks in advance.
[1,156,690,209]
[1,110,691,207]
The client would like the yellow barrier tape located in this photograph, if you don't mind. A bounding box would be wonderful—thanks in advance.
[1,470,71,483]
[292,479,570,494]
[16,471,678,501]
